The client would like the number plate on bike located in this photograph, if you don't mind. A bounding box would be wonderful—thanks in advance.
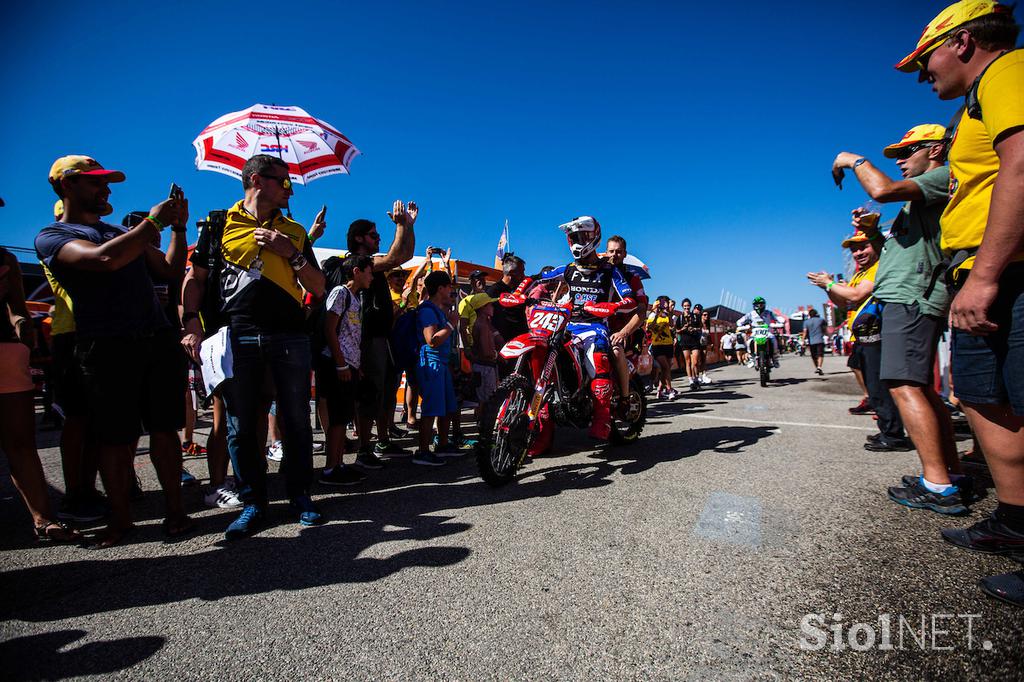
[753,327,771,338]
[528,306,569,341]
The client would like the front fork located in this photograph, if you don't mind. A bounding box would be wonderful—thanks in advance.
[526,349,557,426]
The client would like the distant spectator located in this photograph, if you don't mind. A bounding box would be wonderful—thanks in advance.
[35,155,192,547]
[802,308,827,375]
[487,254,527,376]
[468,269,488,294]
[721,330,737,364]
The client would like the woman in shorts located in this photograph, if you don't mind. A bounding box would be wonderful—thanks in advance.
[0,249,81,542]
[696,306,713,385]
[675,298,702,389]
[647,296,677,399]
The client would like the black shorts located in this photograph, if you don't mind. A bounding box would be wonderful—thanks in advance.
[677,334,701,351]
[652,344,674,359]
[809,343,825,361]
[724,348,736,360]
[76,329,186,445]
[880,302,943,385]
[847,343,863,371]
[358,336,395,418]
[314,355,357,427]
[51,332,87,417]
[951,264,1024,415]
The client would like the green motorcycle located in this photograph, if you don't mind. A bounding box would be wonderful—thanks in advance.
[751,324,773,387]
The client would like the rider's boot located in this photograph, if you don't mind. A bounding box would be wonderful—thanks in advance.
[589,378,613,440]
[527,404,554,457]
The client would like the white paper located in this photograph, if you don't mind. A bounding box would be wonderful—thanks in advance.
[199,326,233,395]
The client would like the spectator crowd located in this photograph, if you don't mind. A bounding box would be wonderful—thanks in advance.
[0,0,1020,608]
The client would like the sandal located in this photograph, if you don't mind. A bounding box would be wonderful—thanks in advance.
[35,520,84,544]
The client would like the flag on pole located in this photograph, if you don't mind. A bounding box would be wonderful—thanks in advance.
[494,220,510,269]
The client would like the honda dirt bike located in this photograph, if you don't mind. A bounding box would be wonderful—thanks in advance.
[476,299,647,486]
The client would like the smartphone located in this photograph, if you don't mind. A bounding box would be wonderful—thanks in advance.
[169,183,184,200]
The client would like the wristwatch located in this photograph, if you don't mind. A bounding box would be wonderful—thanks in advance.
[853,158,868,169]
[288,252,308,271]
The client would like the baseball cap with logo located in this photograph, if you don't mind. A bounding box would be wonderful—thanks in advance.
[882,124,949,157]
[895,1,1012,72]
[48,155,126,186]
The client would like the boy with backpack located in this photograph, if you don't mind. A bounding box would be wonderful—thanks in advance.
[317,254,374,486]
[412,271,463,466]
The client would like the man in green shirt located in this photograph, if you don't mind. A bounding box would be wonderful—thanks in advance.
[832,124,968,515]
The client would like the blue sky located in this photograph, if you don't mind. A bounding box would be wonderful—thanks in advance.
[0,1,979,312]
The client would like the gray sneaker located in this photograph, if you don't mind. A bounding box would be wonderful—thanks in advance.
[411,450,446,467]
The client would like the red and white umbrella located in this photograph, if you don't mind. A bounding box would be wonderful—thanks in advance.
[192,103,360,185]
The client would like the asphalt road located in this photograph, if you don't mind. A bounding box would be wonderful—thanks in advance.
[2,354,1023,680]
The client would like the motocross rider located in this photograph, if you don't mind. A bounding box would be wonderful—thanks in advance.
[500,216,635,442]
[736,296,784,369]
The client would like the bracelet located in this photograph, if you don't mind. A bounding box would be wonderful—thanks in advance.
[336,364,349,371]
[146,215,166,230]
[826,281,835,291]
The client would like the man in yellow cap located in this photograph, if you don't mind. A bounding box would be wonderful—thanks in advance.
[831,125,966,514]
[34,155,192,548]
[897,0,1024,606]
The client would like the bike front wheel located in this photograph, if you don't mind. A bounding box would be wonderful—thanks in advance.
[476,373,533,486]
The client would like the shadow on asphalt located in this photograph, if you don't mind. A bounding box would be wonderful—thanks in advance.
[0,629,164,680]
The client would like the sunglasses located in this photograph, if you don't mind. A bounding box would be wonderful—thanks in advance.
[259,173,293,190]
[894,142,940,160]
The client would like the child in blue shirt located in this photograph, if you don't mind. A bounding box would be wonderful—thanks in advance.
[414,271,461,466]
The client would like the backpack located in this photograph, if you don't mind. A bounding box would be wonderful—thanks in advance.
[390,307,421,371]
[309,256,349,358]
[851,297,884,344]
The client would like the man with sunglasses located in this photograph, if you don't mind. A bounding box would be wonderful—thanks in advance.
[896,1,1024,606]
[181,154,326,539]
[345,202,418,468]
[831,126,967,514]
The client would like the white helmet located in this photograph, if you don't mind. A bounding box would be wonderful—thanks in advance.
[559,215,601,260]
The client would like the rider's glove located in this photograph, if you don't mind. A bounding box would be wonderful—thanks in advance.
[499,293,527,307]
[583,301,620,318]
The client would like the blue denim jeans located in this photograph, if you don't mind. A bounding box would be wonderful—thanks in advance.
[222,331,313,506]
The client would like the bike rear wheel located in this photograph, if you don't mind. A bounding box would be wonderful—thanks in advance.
[758,347,770,387]
[476,373,533,486]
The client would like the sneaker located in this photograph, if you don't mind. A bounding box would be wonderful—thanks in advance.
[266,440,284,462]
[887,479,968,515]
[815,368,824,376]
[689,379,700,391]
[312,442,325,454]
[866,433,883,444]
[181,468,199,486]
[204,484,243,509]
[319,465,366,486]
[453,436,477,450]
[900,474,977,503]
[434,442,464,458]
[979,570,1024,607]
[290,496,325,526]
[666,389,680,400]
[701,373,713,385]
[412,450,447,466]
[864,438,914,452]
[224,504,267,540]
[374,440,410,456]
[848,398,874,415]
[354,450,386,470]
[388,424,407,440]
[656,387,666,400]
[941,515,1024,556]
[57,492,109,523]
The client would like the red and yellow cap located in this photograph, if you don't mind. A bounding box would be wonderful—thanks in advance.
[48,155,126,185]
[882,124,948,157]
[895,1,1012,72]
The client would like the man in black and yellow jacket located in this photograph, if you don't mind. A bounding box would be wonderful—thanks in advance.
[182,154,325,539]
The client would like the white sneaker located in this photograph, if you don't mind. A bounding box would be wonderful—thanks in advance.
[204,484,243,509]
[312,442,325,454]
[666,388,679,400]
[267,440,284,462]
[701,373,713,384]
[688,377,696,387]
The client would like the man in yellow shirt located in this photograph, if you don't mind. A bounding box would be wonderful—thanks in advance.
[897,0,1024,606]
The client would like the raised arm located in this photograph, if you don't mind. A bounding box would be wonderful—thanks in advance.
[374,200,417,272]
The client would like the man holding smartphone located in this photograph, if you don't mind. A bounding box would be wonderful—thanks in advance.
[35,155,193,548]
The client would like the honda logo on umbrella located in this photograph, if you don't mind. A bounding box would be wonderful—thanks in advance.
[297,140,319,153]
[229,132,249,151]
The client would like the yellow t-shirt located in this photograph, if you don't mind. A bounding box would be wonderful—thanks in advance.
[42,263,75,335]
[941,50,1024,265]
[647,312,674,346]
[845,261,879,332]
[393,288,419,311]
[221,200,309,304]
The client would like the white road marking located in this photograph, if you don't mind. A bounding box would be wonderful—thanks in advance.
[682,413,877,432]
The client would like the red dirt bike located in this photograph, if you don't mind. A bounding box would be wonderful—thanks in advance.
[476,298,647,486]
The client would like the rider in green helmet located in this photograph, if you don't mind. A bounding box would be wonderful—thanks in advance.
[736,296,784,368]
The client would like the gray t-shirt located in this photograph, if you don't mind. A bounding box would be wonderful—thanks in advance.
[872,166,951,317]
[803,317,826,345]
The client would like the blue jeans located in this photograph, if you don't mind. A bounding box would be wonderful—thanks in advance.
[222,331,313,506]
